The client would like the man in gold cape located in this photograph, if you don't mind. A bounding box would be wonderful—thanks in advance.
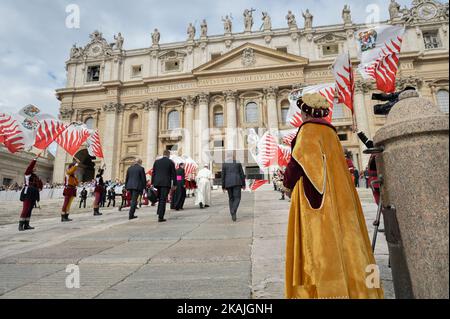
[283,92,384,299]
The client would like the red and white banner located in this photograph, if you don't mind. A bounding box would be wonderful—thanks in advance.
[286,89,304,128]
[277,145,292,167]
[34,118,69,150]
[250,179,269,191]
[86,129,104,158]
[356,25,405,93]
[281,129,297,146]
[0,113,39,153]
[258,132,278,168]
[169,155,198,178]
[332,52,354,113]
[55,123,91,156]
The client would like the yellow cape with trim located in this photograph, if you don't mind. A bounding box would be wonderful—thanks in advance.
[285,122,384,299]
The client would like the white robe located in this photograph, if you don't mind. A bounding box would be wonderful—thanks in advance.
[195,168,212,206]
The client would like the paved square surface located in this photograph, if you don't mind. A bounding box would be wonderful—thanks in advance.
[0,186,393,298]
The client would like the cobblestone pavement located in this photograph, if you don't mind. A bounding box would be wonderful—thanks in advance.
[0,186,393,299]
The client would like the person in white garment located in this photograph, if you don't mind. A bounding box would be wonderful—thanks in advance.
[195,164,212,209]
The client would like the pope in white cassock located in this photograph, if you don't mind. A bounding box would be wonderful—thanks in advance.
[195,164,212,209]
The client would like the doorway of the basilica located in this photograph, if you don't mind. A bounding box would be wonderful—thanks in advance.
[74,149,96,183]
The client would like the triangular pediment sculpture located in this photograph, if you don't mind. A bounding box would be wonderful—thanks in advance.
[193,43,308,75]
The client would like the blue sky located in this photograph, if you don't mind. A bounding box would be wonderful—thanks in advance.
[0,0,414,116]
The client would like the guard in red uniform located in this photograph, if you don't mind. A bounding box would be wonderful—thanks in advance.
[19,155,43,231]
[93,166,105,216]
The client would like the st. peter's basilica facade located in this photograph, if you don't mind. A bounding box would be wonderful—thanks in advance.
[53,0,449,182]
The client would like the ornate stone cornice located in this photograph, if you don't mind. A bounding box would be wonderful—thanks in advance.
[124,103,145,111]
[264,86,278,99]
[223,90,237,102]
[291,83,307,90]
[144,99,160,111]
[396,76,423,90]
[102,102,123,113]
[59,108,74,120]
[197,92,210,104]
[182,95,196,109]
[355,80,372,94]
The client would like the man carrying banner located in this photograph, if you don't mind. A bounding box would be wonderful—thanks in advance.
[61,159,80,222]
[18,154,43,231]
[283,91,383,299]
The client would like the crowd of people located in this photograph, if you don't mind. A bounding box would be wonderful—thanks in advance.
[15,149,239,230]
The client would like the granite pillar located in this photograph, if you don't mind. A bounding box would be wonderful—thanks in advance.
[183,96,195,158]
[145,99,159,170]
[198,93,210,165]
[224,90,237,153]
[102,103,122,181]
[374,90,449,299]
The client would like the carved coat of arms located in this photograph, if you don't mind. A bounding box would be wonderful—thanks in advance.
[242,48,256,67]
[357,29,378,52]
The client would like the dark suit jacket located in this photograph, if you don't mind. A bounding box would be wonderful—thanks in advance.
[125,164,146,191]
[152,157,176,188]
[221,161,246,189]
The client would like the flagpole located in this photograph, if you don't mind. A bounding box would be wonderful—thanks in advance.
[348,50,357,133]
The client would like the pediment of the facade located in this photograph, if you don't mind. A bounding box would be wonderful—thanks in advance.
[193,43,308,76]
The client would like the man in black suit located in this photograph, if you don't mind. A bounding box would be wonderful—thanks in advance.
[152,150,177,222]
[125,158,147,220]
[221,153,246,222]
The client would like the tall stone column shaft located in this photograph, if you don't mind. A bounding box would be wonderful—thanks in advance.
[224,90,237,152]
[183,96,195,158]
[145,99,159,170]
[102,102,122,181]
[52,109,74,183]
[198,93,210,164]
[265,86,279,132]
[354,81,372,168]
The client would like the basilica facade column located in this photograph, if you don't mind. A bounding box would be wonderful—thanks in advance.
[197,92,210,164]
[102,102,122,181]
[145,99,159,170]
[265,86,279,133]
[223,90,237,153]
[354,80,372,168]
[183,96,195,158]
[52,108,74,183]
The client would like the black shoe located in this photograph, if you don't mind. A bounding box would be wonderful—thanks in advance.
[200,203,204,209]
[93,208,102,216]
[129,215,138,220]
[231,214,237,222]
[62,214,72,222]
[158,218,167,222]
[23,221,34,230]
[18,221,25,231]
[205,205,210,208]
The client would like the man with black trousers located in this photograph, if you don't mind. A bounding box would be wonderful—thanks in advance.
[221,152,246,222]
[79,187,88,208]
[125,158,147,220]
[152,150,176,222]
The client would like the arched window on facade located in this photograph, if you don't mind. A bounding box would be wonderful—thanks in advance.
[436,89,449,113]
[213,105,224,127]
[280,99,290,124]
[84,117,95,129]
[128,113,140,134]
[332,103,345,119]
[245,102,258,124]
[168,110,180,130]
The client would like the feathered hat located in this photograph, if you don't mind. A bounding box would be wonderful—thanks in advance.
[296,92,330,118]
